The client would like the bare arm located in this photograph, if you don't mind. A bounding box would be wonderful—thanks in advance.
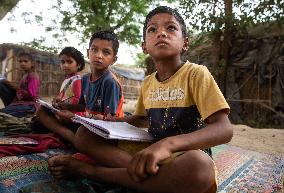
[164,110,233,153]
[58,103,86,112]
[120,115,149,128]
[104,114,149,128]
[127,110,233,181]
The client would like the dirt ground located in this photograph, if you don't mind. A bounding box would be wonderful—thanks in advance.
[124,99,284,155]
[230,124,284,154]
[1,98,283,155]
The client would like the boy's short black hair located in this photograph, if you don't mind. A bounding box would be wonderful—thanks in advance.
[143,6,187,41]
[88,30,119,56]
[18,52,34,62]
[59,47,85,72]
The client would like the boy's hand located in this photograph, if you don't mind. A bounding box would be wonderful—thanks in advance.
[57,102,69,110]
[91,112,116,121]
[90,114,104,120]
[127,139,172,182]
[52,97,69,110]
[52,96,62,109]
[103,113,116,121]
[55,110,75,122]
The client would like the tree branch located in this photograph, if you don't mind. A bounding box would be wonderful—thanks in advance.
[106,1,114,21]
[110,11,134,30]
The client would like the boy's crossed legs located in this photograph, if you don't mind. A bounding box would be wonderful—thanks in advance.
[36,106,76,144]
[48,126,216,193]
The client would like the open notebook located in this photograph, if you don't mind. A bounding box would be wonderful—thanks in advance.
[72,115,154,142]
[36,99,59,113]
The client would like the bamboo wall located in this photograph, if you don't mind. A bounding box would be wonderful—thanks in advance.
[0,44,64,96]
[112,73,141,99]
[0,44,143,99]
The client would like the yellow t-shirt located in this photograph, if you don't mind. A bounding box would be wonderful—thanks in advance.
[135,61,230,139]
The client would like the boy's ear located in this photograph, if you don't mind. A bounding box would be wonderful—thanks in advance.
[182,37,189,53]
[87,49,90,59]
[112,56,117,64]
[142,42,148,54]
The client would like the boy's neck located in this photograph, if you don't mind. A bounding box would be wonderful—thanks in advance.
[154,57,183,81]
[91,68,109,81]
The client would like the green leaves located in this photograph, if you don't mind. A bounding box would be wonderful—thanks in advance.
[134,52,147,68]
[180,0,283,33]
[22,37,59,53]
[56,0,155,45]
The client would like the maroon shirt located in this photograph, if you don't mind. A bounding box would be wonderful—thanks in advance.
[12,72,40,105]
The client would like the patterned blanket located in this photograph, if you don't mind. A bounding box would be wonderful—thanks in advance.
[0,149,65,193]
[0,145,283,193]
[213,145,284,193]
[0,112,31,134]
[0,149,136,193]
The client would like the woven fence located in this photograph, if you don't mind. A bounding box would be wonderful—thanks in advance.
[0,43,64,96]
[0,44,144,99]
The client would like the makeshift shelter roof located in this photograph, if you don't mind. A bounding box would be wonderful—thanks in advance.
[0,43,59,65]
[0,44,145,81]
[111,65,145,81]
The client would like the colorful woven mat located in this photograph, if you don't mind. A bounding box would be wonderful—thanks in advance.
[212,145,284,193]
[0,149,69,193]
[0,145,283,193]
[0,149,137,193]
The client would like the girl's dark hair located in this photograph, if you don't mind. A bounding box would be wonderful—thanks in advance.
[59,47,85,72]
[88,30,119,56]
[143,6,187,41]
[18,52,34,62]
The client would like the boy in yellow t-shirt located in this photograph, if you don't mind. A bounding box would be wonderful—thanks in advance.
[48,6,233,193]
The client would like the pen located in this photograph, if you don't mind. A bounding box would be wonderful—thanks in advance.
[59,95,74,103]
[103,106,110,120]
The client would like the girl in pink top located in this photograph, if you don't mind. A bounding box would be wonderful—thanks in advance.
[0,52,40,117]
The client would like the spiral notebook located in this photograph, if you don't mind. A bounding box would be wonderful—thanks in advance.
[72,115,153,142]
[36,99,59,113]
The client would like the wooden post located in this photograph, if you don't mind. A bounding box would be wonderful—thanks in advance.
[223,0,233,97]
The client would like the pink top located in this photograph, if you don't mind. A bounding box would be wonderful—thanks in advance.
[12,72,40,105]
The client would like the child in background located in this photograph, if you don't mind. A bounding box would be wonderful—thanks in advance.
[0,52,40,118]
[36,47,85,143]
[75,30,124,119]
[52,47,84,110]
[48,7,233,193]
[38,31,124,144]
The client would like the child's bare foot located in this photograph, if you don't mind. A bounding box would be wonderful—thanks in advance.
[48,155,94,179]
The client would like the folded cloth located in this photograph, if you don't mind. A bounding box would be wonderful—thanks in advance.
[0,134,67,158]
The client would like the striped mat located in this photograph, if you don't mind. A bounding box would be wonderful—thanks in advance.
[0,145,283,193]
[212,145,284,193]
